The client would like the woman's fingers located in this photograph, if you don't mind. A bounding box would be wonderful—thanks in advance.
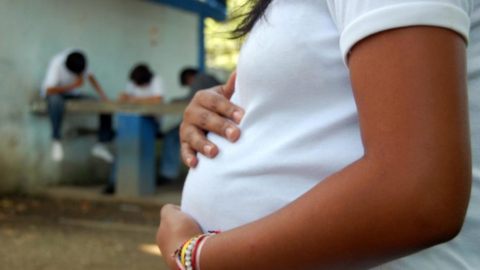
[195,90,244,124]
[180,124,219,158]
[181,142,198,168]
[186,106,241,142]
[179,71,242,163]
[219,71,237,99]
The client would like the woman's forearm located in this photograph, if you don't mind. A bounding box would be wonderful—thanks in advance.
[201,154,469,270]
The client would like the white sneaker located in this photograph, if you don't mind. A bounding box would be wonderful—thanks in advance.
[91,143,114,163]
[51,140,64,162]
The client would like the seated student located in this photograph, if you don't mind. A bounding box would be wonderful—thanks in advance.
[119,64,164,103]
[42,48,114,163]
[105,64,180,194]
[179,68,221,99]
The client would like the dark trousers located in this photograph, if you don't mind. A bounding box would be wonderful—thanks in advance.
[46,93,114,142]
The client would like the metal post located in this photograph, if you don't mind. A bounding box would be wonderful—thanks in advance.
[198,14,206,72]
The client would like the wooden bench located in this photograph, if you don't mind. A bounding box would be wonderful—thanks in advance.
[31,98,188,198]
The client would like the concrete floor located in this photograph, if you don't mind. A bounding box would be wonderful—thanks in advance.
[0,185,183,270]
[39,183,183,207]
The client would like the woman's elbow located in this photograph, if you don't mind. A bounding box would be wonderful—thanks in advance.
[414,169,471,246]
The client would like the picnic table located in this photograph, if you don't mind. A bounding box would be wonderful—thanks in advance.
[31,99,188,198]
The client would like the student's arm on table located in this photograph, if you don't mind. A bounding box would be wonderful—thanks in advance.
[157,26,471,270]
[118,93,163,103]
[132,96,163,103]
[179,71,244,167]
[46,76,83,96]
[127,96,163,103]
[88,74,109,101]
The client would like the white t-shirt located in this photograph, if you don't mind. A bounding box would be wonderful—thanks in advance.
[182,1,480,269]
[126,75,182,133]
[125,75,165,98]
[41,48,90,98]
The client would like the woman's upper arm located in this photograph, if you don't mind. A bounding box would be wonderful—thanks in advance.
[349,26,471,228]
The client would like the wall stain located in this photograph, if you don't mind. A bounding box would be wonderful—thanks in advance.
[8,134,19,148]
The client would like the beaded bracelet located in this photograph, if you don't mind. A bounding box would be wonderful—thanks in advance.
[191,234,207,269]
[180,239,190,265]
[172,231,220,270]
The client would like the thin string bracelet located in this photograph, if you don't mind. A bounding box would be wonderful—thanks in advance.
[172,237,195,270]
[195,233,218,270]
[175,256,186,270]
[191,235,208,269]
[173,231,220,270]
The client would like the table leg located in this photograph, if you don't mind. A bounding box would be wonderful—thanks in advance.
[115,114,156,197]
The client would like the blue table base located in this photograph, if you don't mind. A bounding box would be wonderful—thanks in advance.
[115,114,157,197]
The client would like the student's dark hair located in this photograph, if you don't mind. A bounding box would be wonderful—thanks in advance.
[232,0,272,39]
[65,52,87,75]
[130,64,153,86]
[180,68,199,86]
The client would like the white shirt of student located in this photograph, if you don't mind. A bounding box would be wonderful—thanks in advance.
[125,75,165,98]
[126,75,181,133]
[182,0,480,269]
[41,48,90,98]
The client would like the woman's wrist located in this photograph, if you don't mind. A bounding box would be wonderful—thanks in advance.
[171,231,220,270]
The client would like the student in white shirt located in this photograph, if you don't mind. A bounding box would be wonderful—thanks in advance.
[119,64,164,103]
[42,48,114,163]
[116,64,181,187]
[156,0,480,269]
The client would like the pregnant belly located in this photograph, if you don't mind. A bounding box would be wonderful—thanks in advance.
[181,166,313,232]
[180,119,363,232]
[180,152,323,232]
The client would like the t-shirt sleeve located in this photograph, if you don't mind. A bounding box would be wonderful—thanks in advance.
[326,0,472,65]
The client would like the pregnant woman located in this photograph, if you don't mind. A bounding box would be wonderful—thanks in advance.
[158,1,480,269]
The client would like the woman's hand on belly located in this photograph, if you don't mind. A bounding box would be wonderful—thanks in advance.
[180,71,244,168]
[156,204,202,270]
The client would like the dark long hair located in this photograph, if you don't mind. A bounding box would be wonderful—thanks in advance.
[232,0,272,39]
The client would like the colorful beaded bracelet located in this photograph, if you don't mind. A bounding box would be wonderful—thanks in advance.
[172,231,220,270]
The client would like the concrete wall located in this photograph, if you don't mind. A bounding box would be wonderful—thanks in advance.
[0,0,198,192]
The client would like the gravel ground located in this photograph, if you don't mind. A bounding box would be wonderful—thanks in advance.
[0,196,170,270]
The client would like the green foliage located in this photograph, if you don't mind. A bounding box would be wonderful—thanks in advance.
[205,0,250,71]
